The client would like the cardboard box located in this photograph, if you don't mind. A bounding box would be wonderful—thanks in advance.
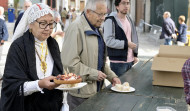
[151,45,190,87]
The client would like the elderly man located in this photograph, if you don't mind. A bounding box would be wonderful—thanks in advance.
[13,0,32,33]
[61,0,121,110]
[160,11,176,45]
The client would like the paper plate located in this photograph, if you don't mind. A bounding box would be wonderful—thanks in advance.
[56,82,87,91]
[111,86,135,93]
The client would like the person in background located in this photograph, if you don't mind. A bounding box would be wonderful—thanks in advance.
[103,0,139,77]
[13,0,32,33]
[61,7,68,25]
[68,5,72,23]
[0,6,8,45]
[182,58,190,110]
[51,11,64,51]
[0,3,63,111]
[71,8,77,22]
[176,15,187,46]
[160,11,177,45]
[61,0,121,110]
[0,6,5,20]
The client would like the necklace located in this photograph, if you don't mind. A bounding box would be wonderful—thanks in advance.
[35,42,48,74]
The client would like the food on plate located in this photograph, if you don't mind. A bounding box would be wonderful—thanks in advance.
[115,82,130,91]
[157,109,172,111]
[123,82,129,87]
[54,73,82,84]
[58,84,78,88]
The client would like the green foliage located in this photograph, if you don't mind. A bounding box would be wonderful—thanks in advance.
[14,0,20,18]
[4,11,8,21]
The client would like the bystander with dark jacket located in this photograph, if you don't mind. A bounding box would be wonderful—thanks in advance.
[103,0,139,77]
[160,11,176,45]
[13,0,32,33]
[177,15,187,46]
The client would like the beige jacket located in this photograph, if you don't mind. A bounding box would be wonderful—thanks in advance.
[61,15,117,98]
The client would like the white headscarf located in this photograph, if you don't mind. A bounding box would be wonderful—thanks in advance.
[12,3,54,41]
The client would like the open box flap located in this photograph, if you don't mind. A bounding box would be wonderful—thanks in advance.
[151,57,187,72]
[158,45,190,59]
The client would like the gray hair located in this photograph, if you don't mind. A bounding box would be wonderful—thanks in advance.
[84,0,107,13]
[164,11,171,18]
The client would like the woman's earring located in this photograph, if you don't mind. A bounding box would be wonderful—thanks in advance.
[29,28,32,33]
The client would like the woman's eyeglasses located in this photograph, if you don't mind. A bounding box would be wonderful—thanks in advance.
[90,10,107,18]
[35,20,57,29]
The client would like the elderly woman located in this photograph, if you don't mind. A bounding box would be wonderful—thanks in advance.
[0,3,63,111]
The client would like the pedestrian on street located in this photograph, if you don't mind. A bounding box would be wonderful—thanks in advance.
[0,3,63,111]
[160,11,177,45]
[61,0,121,110]
[176,15,187,46]
[0,6,5,20]
[61,7,68,25]
[13,0,32,34]
[51,10,65,51]
[0,6,9,46]
[71,8,77,22]
[103,0,139,77]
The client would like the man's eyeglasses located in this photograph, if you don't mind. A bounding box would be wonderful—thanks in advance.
[90,10,107,18]
[35,20,57,29]
[120,2,130,6]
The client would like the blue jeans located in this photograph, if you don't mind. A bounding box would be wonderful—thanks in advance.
[110,62,134,77]
[164,39,172,45]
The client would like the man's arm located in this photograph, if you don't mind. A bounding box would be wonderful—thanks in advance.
[61,26,99,82]
[182,59,190,104]
[2,21,9,41]
[103,19,128,49]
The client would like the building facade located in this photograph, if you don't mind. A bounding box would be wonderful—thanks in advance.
[0,0,8,11]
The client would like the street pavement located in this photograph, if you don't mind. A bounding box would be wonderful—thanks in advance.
[0,20,164,96]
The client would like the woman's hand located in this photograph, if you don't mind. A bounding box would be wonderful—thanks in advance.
[38,76,59,90]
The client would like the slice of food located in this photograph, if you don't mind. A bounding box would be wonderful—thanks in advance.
[115,84,123,91]
[54,73,82,84]
[123,82,129,87]
[58,84,78,88]
[114,82,130,91]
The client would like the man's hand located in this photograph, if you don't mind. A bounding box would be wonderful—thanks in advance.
[112,77,121,86]
[134,57,139,64]
[128,42,136,50]
[172,34,177,39]
[38,76,59,90]
[97,71,107,81]
[0,40,4,46]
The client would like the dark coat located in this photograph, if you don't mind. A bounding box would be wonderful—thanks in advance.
[160,17,176,39]
[13,12,24,34]
[177,23,187,43]
[0,30,63,111]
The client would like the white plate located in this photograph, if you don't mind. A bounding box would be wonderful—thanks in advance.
[111,86,135,93]
[56,82,87,91]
